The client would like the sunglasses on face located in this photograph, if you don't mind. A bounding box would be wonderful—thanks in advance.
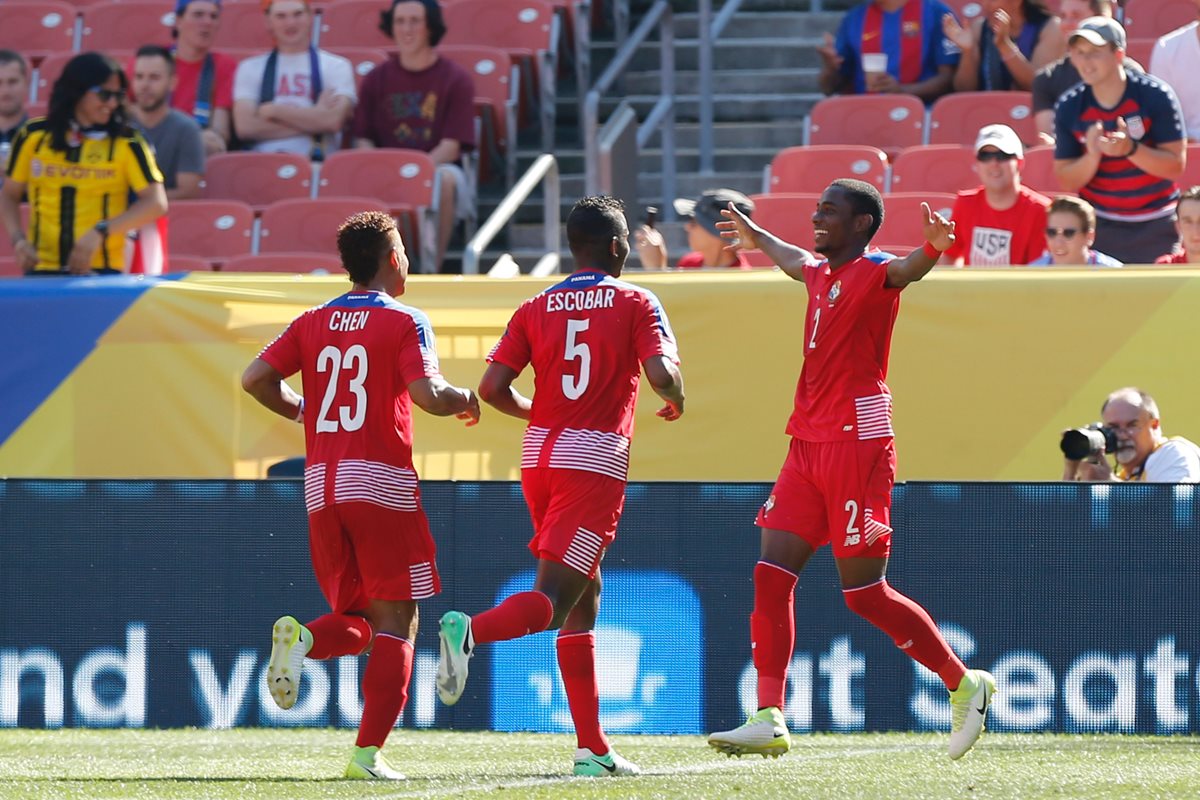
[976,151,1016,163]
[89,87,126,103]
[1046,227,1083,239]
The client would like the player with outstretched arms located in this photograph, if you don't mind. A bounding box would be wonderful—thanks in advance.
[706,179,996,761]
[241,211,480,780]
[435,195,685,778]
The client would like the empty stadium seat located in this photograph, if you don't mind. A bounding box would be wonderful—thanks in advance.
[0,206,32,264]
[889,145,978,195]
[928,91,1037,147]
[0,258,21,277]
[0,3,78,60]
[80,2,177,52]
[876,192,956,247]
[1180,144,1200,191]
[210,2,275,50]
[440,44,519,186]
[1020,146,1060,196]
[167,200,255,264]
[316,0,390,49]
[806,95,926,155]
[166,255,214,272]
[257,197,389,254]
[1125,37,1158,70]
[741,193,819,267]
[325,47,388,93]
[1124,0,1196,38]
[766,145,889,194]
[202,152,313,210]
[222,252,344,273]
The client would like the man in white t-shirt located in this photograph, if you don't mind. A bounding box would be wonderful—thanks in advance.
[1064,387,1200,482]
[1150,8,1200,142]
[232,0,356,157]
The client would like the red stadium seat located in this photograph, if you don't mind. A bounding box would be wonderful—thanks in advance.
[876,192,956,248]
[0,258,21,277]
[257,197,388,254]
[0,206,32,263]
[889,144,979,195]
[166,255,214,272]
[222,252,344,273]
[440,44,519,185]
[0,2,78,60]
[167,200,255,263]
[316,0,390,48]
[34,50,132,102]
[80,2,177,52]
[928,91,1037,147]
[806,95,926,155]
[741,193,819,266]
[202,152,313,210]
[1020,146,1061,196]
[325,47,388,93]
[210,2,275,50]
[766,145,889,194]
[1124,37,1158,70]
[1124,0,1196,38]
[1179,144,1200,192]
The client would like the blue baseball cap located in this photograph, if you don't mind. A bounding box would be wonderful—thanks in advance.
[175,0,221,15]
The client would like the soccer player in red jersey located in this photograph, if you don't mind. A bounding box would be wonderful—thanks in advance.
[435,196,685,777]
[706,179,996,761]
[241,211,480,780]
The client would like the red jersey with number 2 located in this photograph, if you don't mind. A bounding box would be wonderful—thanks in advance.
[487,270,680,481]
[787,253,903,443]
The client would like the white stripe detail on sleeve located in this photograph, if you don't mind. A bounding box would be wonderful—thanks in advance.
[520,426,631,480]
[561,527,605,575]
[332,459,420,511]
[863,508,892,546]
[304,463,326,513]
[409,561,437,600]
[854,393,894,440]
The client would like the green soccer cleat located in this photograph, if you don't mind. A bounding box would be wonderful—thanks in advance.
[573,747,641,777]
[344,746,406,780]
[707,707,791,758]
[948,669,997,760]
[266,615,312,710]
[436,610,474,705]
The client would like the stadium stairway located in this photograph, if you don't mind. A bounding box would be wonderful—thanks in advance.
[456,0,854,273]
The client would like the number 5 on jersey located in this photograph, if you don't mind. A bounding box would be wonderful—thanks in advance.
[562,318,590,400]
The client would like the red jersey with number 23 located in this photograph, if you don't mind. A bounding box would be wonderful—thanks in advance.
[488,270,680,481]
[259,290,442,513]
[788,253,903,443]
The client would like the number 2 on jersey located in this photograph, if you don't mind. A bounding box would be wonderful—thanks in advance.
[315,344,368,432]
[562,318,591,400]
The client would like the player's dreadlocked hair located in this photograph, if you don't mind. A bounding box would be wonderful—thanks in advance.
[337,211,400,285]
[566,195,627,271]
[831,178,885,241]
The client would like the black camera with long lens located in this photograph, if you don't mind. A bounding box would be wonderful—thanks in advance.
[1060,423,1119,460]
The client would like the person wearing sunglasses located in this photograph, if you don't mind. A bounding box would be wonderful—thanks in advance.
[1030,195,1122,266]
[0,52,167,275]
[943,123,1051,266]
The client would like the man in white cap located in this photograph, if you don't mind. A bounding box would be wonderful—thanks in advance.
[635,189,757,269]
[943,123,1050,266]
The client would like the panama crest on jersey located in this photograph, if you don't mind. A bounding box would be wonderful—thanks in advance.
[828,280,842,303]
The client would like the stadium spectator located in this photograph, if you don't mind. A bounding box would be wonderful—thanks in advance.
[1150,4,1200,142]
[352,0,475,273]
[944,124,1050,266]
[130,46,206,200]
[241,210,480,781]
[1064,388,1200,482]
[436,196,685,779]
[1054,16,1186,263]
[817,0,960,103]
[943,0,1063,92]
[1032,0,1140,145]
[233,0,356,159]
[1155,185,1200,264]
[0,53,167,275]
[635,189,756,269]
[704,181,995,762]
[170,0,238,155]
[0,51,29,182]
[1029,195,1122,266]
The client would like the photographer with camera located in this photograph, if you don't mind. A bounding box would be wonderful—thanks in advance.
[1061,387,1200,482]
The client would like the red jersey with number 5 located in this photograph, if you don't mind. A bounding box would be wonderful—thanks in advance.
[787,253,903,443]
[258,291,441,512]
[487,270,680,481]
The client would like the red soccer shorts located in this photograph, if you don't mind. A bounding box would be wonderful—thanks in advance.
[521,467,626,579]
[307,501,440,613]
[755,437,896,558]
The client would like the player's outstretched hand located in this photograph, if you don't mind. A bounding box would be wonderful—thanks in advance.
[717,203,763,252]
[921,202,955,252]
[656,399,683,422]
[458,390,482,427]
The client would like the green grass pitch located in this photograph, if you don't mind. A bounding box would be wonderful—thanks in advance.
[0,729,1197,799]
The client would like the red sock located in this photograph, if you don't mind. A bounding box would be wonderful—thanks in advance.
[751,561,798,710]
[557,631,609,754]
[842,579,967,690]
[304,613,373,660]
[471,591,554,644]
[355,633,414,748]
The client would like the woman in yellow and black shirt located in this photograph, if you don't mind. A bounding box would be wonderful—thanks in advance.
[0,52,167,275]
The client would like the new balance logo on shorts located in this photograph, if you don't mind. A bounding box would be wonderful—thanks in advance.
[844,534,861,546]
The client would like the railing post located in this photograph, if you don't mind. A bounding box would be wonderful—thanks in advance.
[698,0,713,175]
[661,6,676,217]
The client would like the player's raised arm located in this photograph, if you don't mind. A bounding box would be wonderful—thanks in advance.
[477,362,533,421]
[717,202,816,282]
[409,377,481,426]
[643,355,684,421]
[241,357,305,422]
[885,202,955,289]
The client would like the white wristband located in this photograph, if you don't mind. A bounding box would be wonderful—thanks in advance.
[294,398,305,423]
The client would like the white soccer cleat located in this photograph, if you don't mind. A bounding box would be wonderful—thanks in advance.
[573,747,641,777]
[344,746,406,780]
[266,615,312,710]
[948,669,997,760]
[707,707,791,758]
[436,610,474,705]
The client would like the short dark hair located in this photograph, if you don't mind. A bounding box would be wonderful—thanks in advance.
[566,195,627,268]
[830,178,885,241]
[0,50,28,78]
[1048,195,1096,233]
[135,45,176,74]
[380,0,447,47]
[47,52,131,152]
[337,211,399,284]
[1089,0,1114,14]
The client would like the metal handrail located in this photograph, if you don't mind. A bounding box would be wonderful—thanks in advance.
[461,154,560,275]
[698,0,747,175]
[584,0,674,215]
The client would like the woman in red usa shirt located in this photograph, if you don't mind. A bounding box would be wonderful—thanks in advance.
[706,180,997,763]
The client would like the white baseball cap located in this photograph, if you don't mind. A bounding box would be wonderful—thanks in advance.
[974,123,1023,159]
